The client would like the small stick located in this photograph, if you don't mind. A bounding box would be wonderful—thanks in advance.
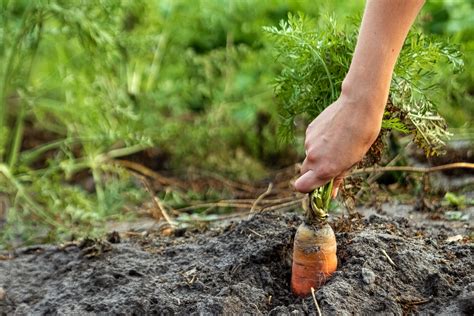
[58,241,79,250]
[0,255,12,260]
[251,303,262,315]
[408,298,431,305]
[194,170,263,192]
[114,159,182,187]
[409,299,431,305]
[222,196,297,204]
[153,196,175,227]
[350,162,474,176]
[311,287,322,316]
[381,249,396,266]
[248,228,264,238]
[175,196,300,213]
[250,183,274,214]
[261,198,305,212]
[141,177,176,227]
[175,202,254,213]
[176,212,251,223]
[397,296,432,305]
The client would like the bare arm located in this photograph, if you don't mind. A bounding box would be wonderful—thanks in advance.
[344,0,425,111]
[295,0,425,194]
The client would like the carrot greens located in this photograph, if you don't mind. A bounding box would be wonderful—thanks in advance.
[265,13,463,156]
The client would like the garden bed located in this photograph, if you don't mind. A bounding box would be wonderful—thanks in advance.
[0,204,472,315]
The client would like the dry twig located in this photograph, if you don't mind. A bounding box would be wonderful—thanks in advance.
[176,212,251,223]
[247,228,264,238]
[175,201,254,213]
[140,177,176,227]
[260,198,304,212]
[152,196,175,227]
[0,255,12,260]
[381,249,396,266]
[350,162,474,176]
[114,159,183,187]
[174,196,300,214]
[250,183,274,213]
[311,287,322,316]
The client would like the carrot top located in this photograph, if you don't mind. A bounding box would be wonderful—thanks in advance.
[305,180,333,224]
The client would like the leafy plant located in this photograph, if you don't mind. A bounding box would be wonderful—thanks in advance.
[0,0,310,247]
[265,13,463,155]
[443,191,472,209]
[422,0,474,127]
[0,1,470,248]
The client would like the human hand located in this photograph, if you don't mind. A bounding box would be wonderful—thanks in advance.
[294,0,424,196]
[294,93,384,196]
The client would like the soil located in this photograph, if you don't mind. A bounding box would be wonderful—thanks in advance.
[0,204,472,315]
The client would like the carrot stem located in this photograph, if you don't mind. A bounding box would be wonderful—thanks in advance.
[306,180,334,224]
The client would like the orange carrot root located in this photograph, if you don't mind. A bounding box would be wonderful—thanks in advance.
[291,222,337,297]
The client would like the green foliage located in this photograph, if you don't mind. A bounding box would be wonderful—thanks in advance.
[391,30,463,155]
[0,1,155,248]
[0,0,320,247]
[423,0,474,38]
[0,0,472,247]
[443,192,465,208]
[422,0,474,127]
[264,14,352,141]
[381,115,410,134]
[265,13,463,155]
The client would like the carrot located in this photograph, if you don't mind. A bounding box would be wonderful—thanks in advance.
[291,180,337,297]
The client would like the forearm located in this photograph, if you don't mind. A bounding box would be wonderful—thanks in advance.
[342,0,425,112]
[295,0,426,193]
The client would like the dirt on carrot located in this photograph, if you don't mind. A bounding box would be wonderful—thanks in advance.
[0,204,473,315]
[291,221,337,296]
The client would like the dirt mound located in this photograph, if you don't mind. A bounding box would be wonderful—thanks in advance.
[0,208,472,315]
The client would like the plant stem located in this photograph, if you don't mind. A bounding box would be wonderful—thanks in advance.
[306,179,333,224]
[6,8,43,170]
[92,167,106,215]
[145,33,168,92]
[7,100,26,169]
[0,3,34,162]
[104,143,150,160]
[0,163,58,227]
[285,32,336,100]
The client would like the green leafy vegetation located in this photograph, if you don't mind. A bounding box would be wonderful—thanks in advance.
[443,191,474,209]
[422,0,474,127]
[0,0,472,248]
[0,0,320,248]
[265,13,463,155]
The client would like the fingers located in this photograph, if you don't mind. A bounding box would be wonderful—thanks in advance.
[296,169,348,196]
[299,157,311,175]
[296,154,348,194]
[331,172,346,198]
[294,170,331,193]
[295,154,332,193]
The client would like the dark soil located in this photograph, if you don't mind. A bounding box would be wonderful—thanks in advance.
[1,206,473,315]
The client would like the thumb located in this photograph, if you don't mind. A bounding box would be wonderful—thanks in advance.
[294,170,329,193]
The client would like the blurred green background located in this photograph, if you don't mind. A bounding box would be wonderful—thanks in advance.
[0,0,472,248]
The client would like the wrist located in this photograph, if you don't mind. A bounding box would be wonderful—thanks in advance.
[340,75,389,115]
